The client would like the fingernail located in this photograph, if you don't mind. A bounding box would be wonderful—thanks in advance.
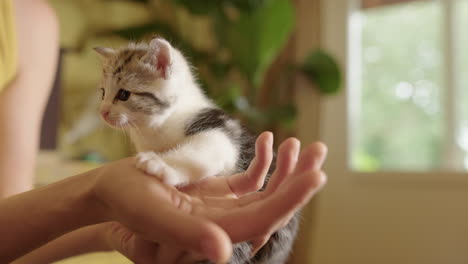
[320,172,327,186]
[293,139,301,153]
[266,132,274,148]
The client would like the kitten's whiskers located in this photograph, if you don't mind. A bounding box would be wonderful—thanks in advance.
[128,120,144,141]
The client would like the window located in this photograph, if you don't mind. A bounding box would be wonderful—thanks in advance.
[349,0,468,172]
[457,0,468,167]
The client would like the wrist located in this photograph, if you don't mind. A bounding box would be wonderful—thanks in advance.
[99,222,125,251]
[90,222,115,251]
[72,167,111,225]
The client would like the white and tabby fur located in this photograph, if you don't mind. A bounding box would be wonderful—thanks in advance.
[95,37,298,264]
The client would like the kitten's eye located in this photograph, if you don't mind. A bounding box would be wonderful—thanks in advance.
[117,89,131,101]
[100,88,105,100]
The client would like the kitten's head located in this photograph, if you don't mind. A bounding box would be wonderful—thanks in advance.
[95,37,184,129]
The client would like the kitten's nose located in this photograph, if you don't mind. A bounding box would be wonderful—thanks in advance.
[101,111,110,120]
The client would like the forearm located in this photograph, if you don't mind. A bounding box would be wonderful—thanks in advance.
[12,223,111,264]
[0,171,104,263]
[0,0,59,197]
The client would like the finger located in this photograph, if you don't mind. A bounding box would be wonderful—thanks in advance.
[294,142,328,175]
[97,159,232,262]
[227,131,274,196]
[217,170,326,243]
[250,235,270,256]
[178,252,208,264]
[180,176,235,198]
[265,137,300,193]
[194,141,327,210]
[235,141,327,206]
[280,211,296,229]
[155,245,184,264]
[121,183,232,264]
[181,132,273,198]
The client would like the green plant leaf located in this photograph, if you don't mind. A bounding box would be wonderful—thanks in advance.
[229,0,269,13]
[172,0,268,15]
[222,0,294,87]
[301,50,342,95]
[172,0,221,15]
[209,61,232,80]
[105,21,175,40]
[265,103,296,125]
[101,21,212,61]
[103,0,151,3]
[216,85,242,113]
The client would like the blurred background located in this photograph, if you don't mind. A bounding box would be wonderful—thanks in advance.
[39,0,468,263]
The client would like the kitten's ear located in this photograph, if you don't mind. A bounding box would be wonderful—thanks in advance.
[93,47,115,59]
[143,38,172,80]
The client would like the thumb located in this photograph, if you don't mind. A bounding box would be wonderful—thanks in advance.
[132,203,233,263]
[105,223,157,264]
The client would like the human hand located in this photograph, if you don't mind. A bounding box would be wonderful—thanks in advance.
[180,132,327,255]
[90,132,327,263]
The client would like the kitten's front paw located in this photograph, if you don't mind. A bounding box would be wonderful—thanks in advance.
[135,152,186,186]
[136,152,171,183]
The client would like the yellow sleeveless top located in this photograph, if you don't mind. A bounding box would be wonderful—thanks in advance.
[0,0,18,91]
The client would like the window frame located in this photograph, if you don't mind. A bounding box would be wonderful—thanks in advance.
[362,0,429,9]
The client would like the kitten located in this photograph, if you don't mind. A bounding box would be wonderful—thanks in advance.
[95,37,299,264]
